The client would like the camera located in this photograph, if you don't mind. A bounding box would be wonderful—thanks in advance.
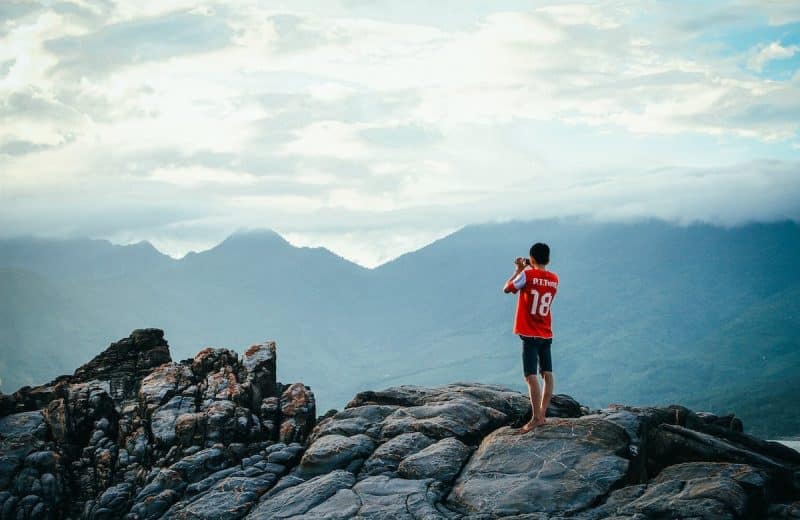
[523,258,530,266]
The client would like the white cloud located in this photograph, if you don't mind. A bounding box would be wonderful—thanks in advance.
[536,3,624,29]
[282,120,370,159]
[1,1,799,267]
[747,41,799,71]
[147,166,259,187]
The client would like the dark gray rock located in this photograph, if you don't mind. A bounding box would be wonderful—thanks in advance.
[70,329,172,403]
[546,394,584,418]
[649,423,797,495]
[349,383,529,423]
[448,417,631,516]
[247,470,356,519]
[310,405,399,442]
[138,363,195,415]
[296,434,376,478]
[380,398,507,444]
[398,437,472,483]
[240,342,277,412]
[307,475,447,519]
[151,396,196,447]
[0,412,47,442]
[358,432,434,478]
[605,462,769,519]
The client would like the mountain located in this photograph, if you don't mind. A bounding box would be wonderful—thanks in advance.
[1,219,799,437]
[1,329,799,519]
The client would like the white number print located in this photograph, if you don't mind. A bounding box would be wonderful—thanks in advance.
[529,289,553,317]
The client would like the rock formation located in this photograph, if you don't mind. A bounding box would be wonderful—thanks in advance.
[1,329,799,519]
[0,329,313,519]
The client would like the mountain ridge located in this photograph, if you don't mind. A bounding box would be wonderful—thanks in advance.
[1,218,799,438]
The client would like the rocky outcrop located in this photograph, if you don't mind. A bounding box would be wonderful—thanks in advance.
[0,329,314,519]
[2,330,799,519]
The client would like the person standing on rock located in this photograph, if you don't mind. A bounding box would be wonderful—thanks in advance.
[503,242,559,433]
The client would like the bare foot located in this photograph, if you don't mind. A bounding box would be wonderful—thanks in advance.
[519,417,545,434]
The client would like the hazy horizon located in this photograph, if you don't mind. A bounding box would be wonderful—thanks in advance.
[3,214,799,268]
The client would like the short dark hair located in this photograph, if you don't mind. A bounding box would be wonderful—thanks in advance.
[529,243,550,265]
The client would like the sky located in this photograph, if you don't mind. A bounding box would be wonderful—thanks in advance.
[1,0,799,267]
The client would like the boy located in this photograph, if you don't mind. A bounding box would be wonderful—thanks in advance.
[503,242,558,433]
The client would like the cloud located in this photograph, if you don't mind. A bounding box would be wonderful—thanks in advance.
[44,9,234,77]
[747,41,799,71]
[0,1,799,266]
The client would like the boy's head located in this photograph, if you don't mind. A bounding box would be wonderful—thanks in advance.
[529,242,550,266]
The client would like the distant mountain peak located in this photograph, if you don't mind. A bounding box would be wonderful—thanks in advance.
[225,228,289,244]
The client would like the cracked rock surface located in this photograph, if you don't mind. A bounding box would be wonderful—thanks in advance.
[2,330,800,519]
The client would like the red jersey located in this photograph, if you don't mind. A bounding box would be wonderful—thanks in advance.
[505,267,559,338]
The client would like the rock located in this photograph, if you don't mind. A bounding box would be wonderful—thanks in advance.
[247,470,356,519]
[649,423,797,494]
[241,342,277,412]
[2,331,799,519]
[695,411,744,432]
[546,394,584,418]
[151,396,196,447]
[85,482,133,519]
[447,417,631,516]
[303,475,448,519]
[279,383,316,444]
[296,434,375,478]
[358,432,434,478]
[583,462,771,519]
[72,328,171,402]
[0,411,47,446]
[310,405,399,442]
[398,437,472,483]
[138,363,195,415]
[164,475,276,520]
[379,397,508,444]
[0,330,316,519]
[348,383,530,422]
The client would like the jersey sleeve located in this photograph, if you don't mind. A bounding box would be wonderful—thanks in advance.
[505,270,527,293]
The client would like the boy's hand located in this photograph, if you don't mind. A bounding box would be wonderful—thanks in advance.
[514,257,527,271]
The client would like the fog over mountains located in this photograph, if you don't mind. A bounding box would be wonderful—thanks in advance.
[2,218,799,438]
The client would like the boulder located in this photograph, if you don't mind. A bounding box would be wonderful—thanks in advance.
[358,432,434,478]
[649,423,797,495]
[247,470,356,519]
[379,398,508,444]
[310,405,398,442]
[296,434,376,478]
[580,462,772,519]
[447,417,631,516]
[307,475,447,519]
[398,437,472,483]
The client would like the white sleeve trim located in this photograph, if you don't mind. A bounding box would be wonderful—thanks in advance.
[512,270,526,290]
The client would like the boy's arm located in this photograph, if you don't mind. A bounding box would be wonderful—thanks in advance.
[503,258,527,293]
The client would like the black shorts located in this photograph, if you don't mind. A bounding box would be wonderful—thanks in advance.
[520,335,553,376]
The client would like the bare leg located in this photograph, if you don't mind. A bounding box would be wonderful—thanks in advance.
[520,374,542,432]
[539,371,554,426]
